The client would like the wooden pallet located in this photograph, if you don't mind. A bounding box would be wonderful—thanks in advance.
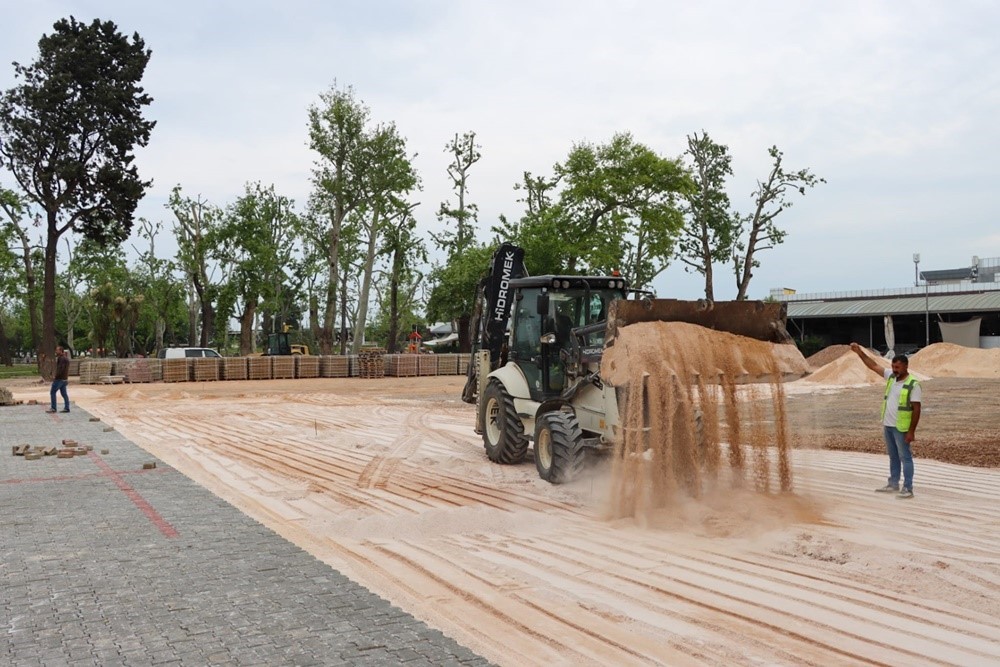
[356,348,385,379]
[162,359,189,383]
[385,354,418,377]
[79,361,113,385]
[271,356,295,379]
[436,353,458,375]
[418,355,438,376]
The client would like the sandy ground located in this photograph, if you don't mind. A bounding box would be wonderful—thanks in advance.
[11,375,1000,666]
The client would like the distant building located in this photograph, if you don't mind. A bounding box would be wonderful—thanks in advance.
[772,256,1000,351]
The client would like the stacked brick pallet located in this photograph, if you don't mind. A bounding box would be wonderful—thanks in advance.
[192,358,220,381]
[248,356,272,380]
[356,348,385,378]
[119,359,154,383]
[79,360,113,384]
[271,356,295,379]
[68,359,81,376]
[436,353,458,375]
[295,355,319,379]
[221,357,247,380]
[418,355,437,377]
[319,356,349,378]
[458,355,470,375]
[162,359,189,383]
[385,354,418,378]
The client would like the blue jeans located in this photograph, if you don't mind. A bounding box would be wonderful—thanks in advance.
[883,426,913,490]
[50,380,69,411]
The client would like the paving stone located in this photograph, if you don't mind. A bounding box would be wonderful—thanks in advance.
[1,403,493,666]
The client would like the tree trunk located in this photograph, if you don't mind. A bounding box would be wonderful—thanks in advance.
[320,207,342,355]
[239,300,256,356]
[0,314,11,366]
[458,314,471,354]
[40,213,59,377]
[309,292,319,345]
[386,247,401,354]
[187,284,198,345]
[14,226,41,354]
[351,212,381,354]
[155,318,165,352]
[339,270,348,355]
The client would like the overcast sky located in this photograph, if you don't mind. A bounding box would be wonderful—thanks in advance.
[3,1,998,300]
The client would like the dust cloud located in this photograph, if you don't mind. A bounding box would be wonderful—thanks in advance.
[601,321,809,521]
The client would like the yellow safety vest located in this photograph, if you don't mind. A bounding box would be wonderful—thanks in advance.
[881,375,919,432]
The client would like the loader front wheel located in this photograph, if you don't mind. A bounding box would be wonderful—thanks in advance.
[534,411,585,484]
[482,379,529,464]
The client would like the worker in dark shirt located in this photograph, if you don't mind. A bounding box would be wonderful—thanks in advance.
[47,345,71,414]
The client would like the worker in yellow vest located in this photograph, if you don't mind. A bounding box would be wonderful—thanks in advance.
[850,343,922,499]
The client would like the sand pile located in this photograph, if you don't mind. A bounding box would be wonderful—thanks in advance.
[804,349,932,385]
[601,321,807,521]
[806,344,852,369]
[909,343,1000,378]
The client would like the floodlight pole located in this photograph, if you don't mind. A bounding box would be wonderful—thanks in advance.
[924,274,930,347]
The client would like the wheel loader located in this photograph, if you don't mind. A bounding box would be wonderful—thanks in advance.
[461,243,802,483]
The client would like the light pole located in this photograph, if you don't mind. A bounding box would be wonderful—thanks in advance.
[912,253,920,287]
[923,269,930,347]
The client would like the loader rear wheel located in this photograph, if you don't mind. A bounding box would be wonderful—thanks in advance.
[534,411,585,484]
[482,379,529,464]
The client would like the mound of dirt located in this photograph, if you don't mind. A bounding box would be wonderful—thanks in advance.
[805,344,852,369]
[909,343,1000,378]
[804,350,931,386]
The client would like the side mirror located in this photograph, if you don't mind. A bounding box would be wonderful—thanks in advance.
[536,293,549,315]
[540,333,556,345]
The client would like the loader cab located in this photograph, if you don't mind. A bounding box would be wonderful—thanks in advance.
[508,276,628,401]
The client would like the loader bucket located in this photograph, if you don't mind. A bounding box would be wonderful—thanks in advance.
[602,298,808,385]
[606,298,794,347]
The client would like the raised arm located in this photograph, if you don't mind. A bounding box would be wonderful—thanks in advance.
[850,342,884,376]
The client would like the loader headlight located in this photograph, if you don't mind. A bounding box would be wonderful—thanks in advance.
[552,279,560,288]
[561,280,570,288]
[617,280,625,289]
[608,280,615,288]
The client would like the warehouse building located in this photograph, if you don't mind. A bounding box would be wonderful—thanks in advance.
[772,256,1000,354]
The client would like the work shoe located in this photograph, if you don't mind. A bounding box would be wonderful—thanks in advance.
[897,488,914,499]
[45,409,57,414]
[875,484,900,493]
[60,409,70,413]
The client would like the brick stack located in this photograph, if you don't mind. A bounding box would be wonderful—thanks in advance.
[221,357,248,381]
[68,359,81,376]
[295,355,319,379]
[436,353,458,375]
[319,356,349,378]
[120,359,154,383]
[385,354,417,377]
[457,355,470,375]
[356,348,385,379]
[247,356,272,380]
[162,359,189,383]
[79,360,113,384]
[418,354,438,377]
[192,357,220,381]
[271,356,294,379]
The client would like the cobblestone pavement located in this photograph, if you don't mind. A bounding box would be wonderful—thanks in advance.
[1,403,492,667]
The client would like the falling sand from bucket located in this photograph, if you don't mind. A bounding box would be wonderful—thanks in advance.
[600,321,809,521]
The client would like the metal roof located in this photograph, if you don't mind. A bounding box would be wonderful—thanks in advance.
[787,291,1000,319]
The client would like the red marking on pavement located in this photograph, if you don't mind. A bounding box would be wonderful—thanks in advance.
[2,467,170,485]
[86,452,179,538]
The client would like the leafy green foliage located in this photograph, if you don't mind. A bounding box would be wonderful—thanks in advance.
[426,244,496,324]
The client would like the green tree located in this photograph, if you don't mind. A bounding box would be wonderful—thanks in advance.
[426,243,496,352]
[733,146,824,300]
[212,182,297,355]
[676,131,739,301]
[0,18,155,362]
[0,187,42,352]
[378,208,425,353]
[130,218,182,353]
[168,187,221,346]
[496,133,692,289]
[434,131,480,256]
[307,83,370,354]
[351,123,420,354]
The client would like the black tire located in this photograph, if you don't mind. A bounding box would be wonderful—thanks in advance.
[534,411,585,484]
[481,379,529,464]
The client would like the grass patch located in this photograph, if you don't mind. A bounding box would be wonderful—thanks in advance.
[0,364,42,379]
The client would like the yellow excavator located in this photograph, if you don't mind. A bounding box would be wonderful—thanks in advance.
[462,243,804,483]
[263,325,310,356]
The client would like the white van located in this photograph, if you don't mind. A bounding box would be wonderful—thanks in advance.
[157,347,222,359]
